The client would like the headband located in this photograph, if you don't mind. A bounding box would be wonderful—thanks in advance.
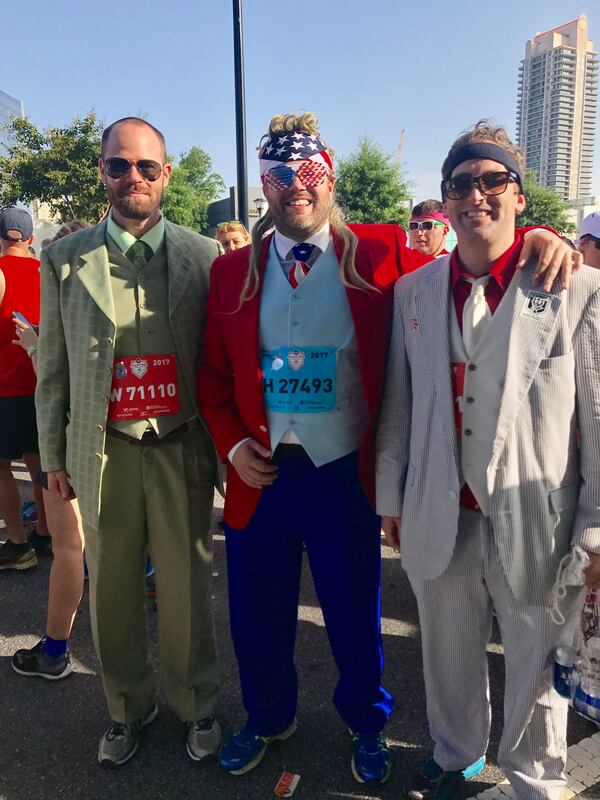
[259,132,333,176]
[410,211,450,226]
[442,142,523,189]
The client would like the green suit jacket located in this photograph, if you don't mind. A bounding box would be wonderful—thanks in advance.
[36,218,222,529]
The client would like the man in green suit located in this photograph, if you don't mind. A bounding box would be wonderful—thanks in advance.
[35,117,222,766]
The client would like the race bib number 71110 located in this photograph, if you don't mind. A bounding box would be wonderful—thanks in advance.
[108,353,180,420]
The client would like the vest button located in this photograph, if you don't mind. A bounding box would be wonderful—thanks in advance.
[468,364,477,371]
[292,320,299,326]
[464,428,473,436]
[466,396,474,403]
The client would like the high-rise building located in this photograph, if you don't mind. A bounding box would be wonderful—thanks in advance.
[516,15,598,201]
[0,89,25,153]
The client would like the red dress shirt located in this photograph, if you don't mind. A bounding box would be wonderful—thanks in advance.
[0,255,40,397]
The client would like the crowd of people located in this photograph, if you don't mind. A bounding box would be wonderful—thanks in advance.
[1,111,599,800]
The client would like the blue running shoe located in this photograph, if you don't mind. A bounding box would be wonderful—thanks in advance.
[406,756,486,800]
[219,719,297,775]
[351,731,392,784]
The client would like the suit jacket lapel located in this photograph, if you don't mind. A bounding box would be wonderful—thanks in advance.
[77,219,115,324]
[491,264,563,464]
[165,222,194,318]
[414,257,457,460]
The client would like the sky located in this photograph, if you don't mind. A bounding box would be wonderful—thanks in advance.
[3,0,600,204]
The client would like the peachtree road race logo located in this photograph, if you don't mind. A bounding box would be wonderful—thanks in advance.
[131,358,149,379]
[287,350,305,371]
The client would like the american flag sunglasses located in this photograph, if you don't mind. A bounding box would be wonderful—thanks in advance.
[263,161,331,191]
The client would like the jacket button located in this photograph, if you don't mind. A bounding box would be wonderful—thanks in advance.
[468,364,477,371]
[259,425,267,433]
[449,490,457,500]
[106,367,112,374]
[97,424,104,432]
[95,452,102,460]
[464,429,473,436]
[105,337,113,345]
[466,396,474,403]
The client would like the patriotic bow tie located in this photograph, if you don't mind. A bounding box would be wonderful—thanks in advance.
[288,242,316,288]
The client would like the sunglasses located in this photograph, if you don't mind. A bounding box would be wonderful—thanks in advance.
[103,157,163,181]
[263,161,331,191]
[442,170,519,200]
[408,220,445,232]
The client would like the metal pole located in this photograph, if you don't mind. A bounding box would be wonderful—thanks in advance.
[232,0,248,229]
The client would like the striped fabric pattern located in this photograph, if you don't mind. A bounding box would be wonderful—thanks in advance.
[375,254,600,606]
[410,508,575,800]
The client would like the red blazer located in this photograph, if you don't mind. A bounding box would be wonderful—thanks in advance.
[197,224,412,529]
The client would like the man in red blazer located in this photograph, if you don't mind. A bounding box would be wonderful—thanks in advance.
[197,111,578,786]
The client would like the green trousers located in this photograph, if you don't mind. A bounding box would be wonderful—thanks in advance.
[83,423,220,723]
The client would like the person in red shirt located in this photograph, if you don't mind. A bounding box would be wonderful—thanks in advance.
[0,208,49,571]
[407,199,450,257]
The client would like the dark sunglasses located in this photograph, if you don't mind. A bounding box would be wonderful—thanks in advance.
[104,157,163,181]
[442,170,519,200]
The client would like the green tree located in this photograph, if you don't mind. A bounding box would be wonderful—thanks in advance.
[519,170,576,235]
[162,146,225,232]
[0,112,106,222]
[335,136,412,227]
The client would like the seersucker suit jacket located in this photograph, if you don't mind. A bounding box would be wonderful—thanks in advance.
[376,254,600,605]
[35,218,221,530]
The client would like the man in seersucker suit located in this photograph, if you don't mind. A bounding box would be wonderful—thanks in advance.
[35,117,222,767]
[376,121,600,800]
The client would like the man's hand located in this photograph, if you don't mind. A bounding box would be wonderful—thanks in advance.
[518,230,583,292]
[47,470,73,500]
[231,439,278,489]
[381,516,401,554]
[583,552,600,589]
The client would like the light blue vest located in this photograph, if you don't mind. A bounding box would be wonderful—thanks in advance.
[259,238,368,465]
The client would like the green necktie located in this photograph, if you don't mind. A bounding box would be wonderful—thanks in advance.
[125,240,153,269]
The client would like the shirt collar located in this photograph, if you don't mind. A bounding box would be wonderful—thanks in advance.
[107,211,165,256]
[273,222,331,261]
[450,232,523,291]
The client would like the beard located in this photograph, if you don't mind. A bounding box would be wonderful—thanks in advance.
[106,182,164,221]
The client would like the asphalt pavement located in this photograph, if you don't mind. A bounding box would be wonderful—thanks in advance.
[1,466,598,800]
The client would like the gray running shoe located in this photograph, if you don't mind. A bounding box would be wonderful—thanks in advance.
[98,705,158,767]
[12,638,73,680]
[186,716,223,762]
[0,540,38,571]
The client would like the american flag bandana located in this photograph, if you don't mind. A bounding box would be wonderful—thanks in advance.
[288,242,316,288]
[259,132,333,180]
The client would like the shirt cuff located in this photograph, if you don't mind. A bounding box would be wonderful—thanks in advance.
[228,437,251,463]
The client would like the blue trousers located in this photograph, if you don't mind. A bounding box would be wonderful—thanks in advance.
[225,450,394,736]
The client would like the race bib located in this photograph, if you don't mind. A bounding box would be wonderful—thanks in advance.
[261,347,336,413]
[108,353,180,420]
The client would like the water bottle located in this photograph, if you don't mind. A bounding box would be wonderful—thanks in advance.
[573,590,600,722]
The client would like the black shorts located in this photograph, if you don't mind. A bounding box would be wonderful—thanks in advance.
[0,395,40,460]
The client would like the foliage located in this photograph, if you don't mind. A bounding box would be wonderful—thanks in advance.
[162,147,225,232]
[518,170,576,235]
[0,112,106,222]
[335,137,412,228]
